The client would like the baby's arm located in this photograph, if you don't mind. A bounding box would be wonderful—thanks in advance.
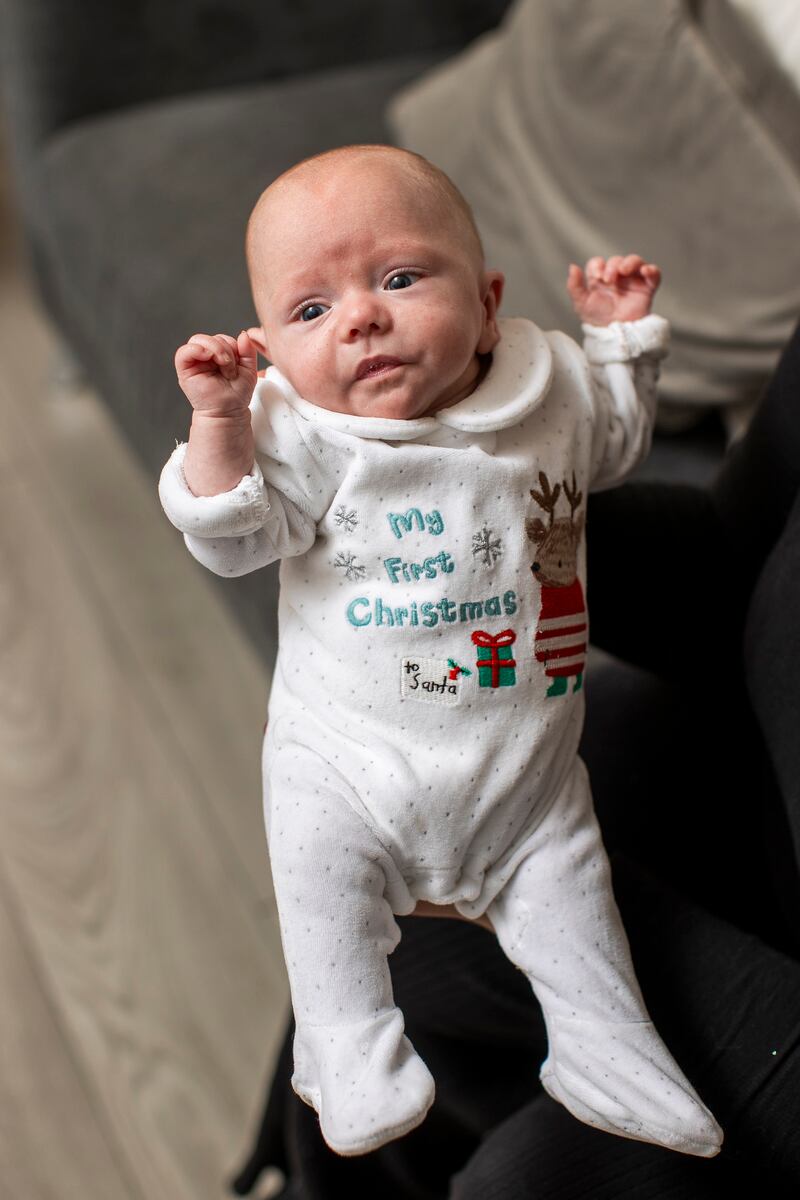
[564,255,669,492]
[160,331,328,576]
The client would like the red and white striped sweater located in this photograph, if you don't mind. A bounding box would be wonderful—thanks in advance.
[534,578,587,679]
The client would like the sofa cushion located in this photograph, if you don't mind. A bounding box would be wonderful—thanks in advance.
[388,0,800,417]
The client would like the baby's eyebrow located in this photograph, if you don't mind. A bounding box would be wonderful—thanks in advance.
[373,242,439,264]
[282,287,326,318]
[271,276,324,314]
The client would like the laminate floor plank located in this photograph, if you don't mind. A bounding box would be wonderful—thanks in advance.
[0,855,139,1200]
[0,442,287,1200]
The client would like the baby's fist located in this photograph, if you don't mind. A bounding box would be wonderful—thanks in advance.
[175,330,259,416]
[567,255,661,327]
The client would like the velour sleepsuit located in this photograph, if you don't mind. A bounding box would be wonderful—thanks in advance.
[158,315,722,1158]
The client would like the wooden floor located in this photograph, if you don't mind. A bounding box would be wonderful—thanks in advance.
[0,153,289,1197]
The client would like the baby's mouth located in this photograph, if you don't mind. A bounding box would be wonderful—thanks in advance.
[355,356,404,381]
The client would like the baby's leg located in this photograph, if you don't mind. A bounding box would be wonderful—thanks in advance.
[265,746,433,1157]
[487,757,723,1158]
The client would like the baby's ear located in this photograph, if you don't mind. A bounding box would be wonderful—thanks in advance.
[246,325,270,363]
[477,271,505,355]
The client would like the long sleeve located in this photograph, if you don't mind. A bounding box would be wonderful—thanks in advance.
[158,376,335,578]
[580,314,670,492]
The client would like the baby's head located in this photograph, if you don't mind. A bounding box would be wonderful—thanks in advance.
[245,145,504,421]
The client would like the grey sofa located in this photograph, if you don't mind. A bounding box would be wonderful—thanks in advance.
[0,0,510,658]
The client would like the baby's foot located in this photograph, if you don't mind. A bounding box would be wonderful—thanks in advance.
[292,1007,435,1156]
[539,1012,723,1157]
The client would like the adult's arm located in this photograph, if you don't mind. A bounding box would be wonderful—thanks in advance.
[586,320,800,679]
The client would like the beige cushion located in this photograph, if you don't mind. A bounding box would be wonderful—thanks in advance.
[388,0,800,412]
[727,0,800,99]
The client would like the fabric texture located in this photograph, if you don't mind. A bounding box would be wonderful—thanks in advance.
[161,314,720,1157]
[387,0,800,415]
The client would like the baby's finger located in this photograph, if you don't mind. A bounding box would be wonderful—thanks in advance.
[176,338,214,370]
[619,253,645,276]
[236,329,259,370]
[642,263,662,288]
[215,333,242,379]
[183,332,228,365]
[566,263,585,289]
[206,333,238,359]
[566,264,588,304]
[585,256,605,284]
[603,255,624,284]
[191,332,239,380]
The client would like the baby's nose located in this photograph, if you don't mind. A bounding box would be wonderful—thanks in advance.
[340,292,390,339]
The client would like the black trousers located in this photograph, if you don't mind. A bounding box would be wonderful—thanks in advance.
[233,325,800,1199]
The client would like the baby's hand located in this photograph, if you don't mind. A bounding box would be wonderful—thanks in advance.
[567,255,661,326]
[175,330,259,416]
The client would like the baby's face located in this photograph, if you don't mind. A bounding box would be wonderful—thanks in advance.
[247,156,503,421]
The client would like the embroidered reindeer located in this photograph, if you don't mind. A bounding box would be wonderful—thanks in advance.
[525,471,588,697]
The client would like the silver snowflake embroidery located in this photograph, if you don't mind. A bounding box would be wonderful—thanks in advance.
[333,550,366,581]
[333,504,359,534]
[472,525,503,567]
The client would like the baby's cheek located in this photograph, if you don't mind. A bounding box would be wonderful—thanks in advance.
[287,349,328,400]
[437,298,482,350]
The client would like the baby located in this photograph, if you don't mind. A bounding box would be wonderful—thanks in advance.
[158,144,723,1159]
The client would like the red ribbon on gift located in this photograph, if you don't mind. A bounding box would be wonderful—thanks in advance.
[471,628,517,688]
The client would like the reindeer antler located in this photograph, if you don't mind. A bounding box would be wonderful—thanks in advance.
[529,471,560,527]
[562,471,583,523]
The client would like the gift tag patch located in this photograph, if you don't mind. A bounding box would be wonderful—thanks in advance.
[400,657,469,706]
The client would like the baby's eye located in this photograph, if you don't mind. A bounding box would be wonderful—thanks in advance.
[386,272,419,291]
[299,303,328,322]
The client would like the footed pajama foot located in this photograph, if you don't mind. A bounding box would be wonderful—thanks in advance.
[539,1013,723,1157]
[292,1007,435,1156]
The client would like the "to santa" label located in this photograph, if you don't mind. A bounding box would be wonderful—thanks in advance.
[400,657,467,706]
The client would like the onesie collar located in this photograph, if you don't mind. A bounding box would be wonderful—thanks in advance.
[264,318,553,442]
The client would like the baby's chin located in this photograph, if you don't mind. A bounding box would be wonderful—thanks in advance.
[350,379,471,422]
[350,396,440,421]
[318,385,442,422]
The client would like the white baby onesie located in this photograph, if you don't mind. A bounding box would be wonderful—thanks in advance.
[159,316,723,1159]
